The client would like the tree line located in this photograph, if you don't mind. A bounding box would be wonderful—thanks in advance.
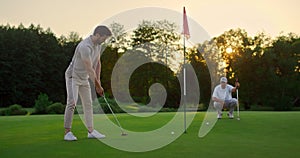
[190,29,300,110]
[0,22,299,111]
[0,24,79,107]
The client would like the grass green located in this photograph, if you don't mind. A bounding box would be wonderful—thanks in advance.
[0,112,300,158]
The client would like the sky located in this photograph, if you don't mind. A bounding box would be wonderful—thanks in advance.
[0,0,299,39]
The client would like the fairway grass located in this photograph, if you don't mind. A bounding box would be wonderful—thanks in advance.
[0,112,300,158]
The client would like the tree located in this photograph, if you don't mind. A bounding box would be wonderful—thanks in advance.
[110,20,182,107]
[0,24,81,107]
[131,20,181,66]
[188,45,211,107]
[0,24,43,107]
[109,22,129,54]
[233,32,272,109]
[214,28,252,80]
[260,33,300,110]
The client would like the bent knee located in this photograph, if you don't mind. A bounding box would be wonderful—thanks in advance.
[214,102,223,108]
[229,99,238,106]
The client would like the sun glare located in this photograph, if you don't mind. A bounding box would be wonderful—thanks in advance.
[226,47,233,54]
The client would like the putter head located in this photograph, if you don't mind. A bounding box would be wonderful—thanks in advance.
[121,133,128,136]
[237,117,240,120]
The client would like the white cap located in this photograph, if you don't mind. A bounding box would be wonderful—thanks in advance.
[220,77,227,83]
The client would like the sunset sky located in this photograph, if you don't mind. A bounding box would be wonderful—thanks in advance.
[1,0,299,39]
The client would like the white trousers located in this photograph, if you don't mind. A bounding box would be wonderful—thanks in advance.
[214,98,237,114]
[64,70,93,129]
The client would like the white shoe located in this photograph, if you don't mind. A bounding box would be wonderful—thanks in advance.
[88,130,106,139]
[64,132,77,141]
[217,113,222,119]
[228,113,234,119]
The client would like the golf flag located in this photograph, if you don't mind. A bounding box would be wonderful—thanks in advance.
[182,6,189,133]
[182,7,190,39]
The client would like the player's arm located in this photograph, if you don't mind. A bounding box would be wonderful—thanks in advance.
[82,58,103,95]
[95,58,101,81]
[232,87,237,93]
[212,97,225,105]
[212,88,225,105]
[82,58,96,83]
[80,46,98,83]
[232,79,240,93]
[80,47,103,95]
[95,56,102,94]
[231,82,240,93]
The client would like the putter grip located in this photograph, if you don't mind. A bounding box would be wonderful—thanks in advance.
[235,78,239,89]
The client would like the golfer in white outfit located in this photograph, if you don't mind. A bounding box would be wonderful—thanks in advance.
[64,26,112,141]
[212,77,240,119]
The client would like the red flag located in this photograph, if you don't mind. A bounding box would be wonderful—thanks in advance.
[182,7,190,39]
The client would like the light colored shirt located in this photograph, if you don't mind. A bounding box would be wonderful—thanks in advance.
[66,36,101,80]
[212,84,234,101]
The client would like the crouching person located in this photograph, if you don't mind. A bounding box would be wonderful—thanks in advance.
[212,77,240,119]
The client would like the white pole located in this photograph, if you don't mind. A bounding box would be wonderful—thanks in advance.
[184,68,186,96]
[183,36,187,133]
[237,89,240,120]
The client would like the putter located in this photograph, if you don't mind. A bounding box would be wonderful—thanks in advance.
[103,95,127,136]
[235,78,240,120]
[236,89,240,120]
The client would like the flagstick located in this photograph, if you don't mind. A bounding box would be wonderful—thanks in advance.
[183,36,187,134]
[182,6,189,134]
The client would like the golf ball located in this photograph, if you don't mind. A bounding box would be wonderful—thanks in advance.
[206,122,209,125]
[171,131,174,135]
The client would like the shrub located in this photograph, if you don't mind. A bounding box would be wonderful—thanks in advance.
[74,97,119,114]
[138,106,159,113]
[34,93,53,114]
[274,97,293,111]
[250,105,274,111]
[197,103,207,111]
[0,104,27,116]
[0,108,6,116]
[159,108,176,112]
[97,97,124,114]
[46,102,65,114]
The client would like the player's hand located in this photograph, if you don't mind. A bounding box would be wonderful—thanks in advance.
[95,80,104,96]
[235,78,240,89]
[96,86,104,96]
[235,82,240,89]
[221,101,225,106]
